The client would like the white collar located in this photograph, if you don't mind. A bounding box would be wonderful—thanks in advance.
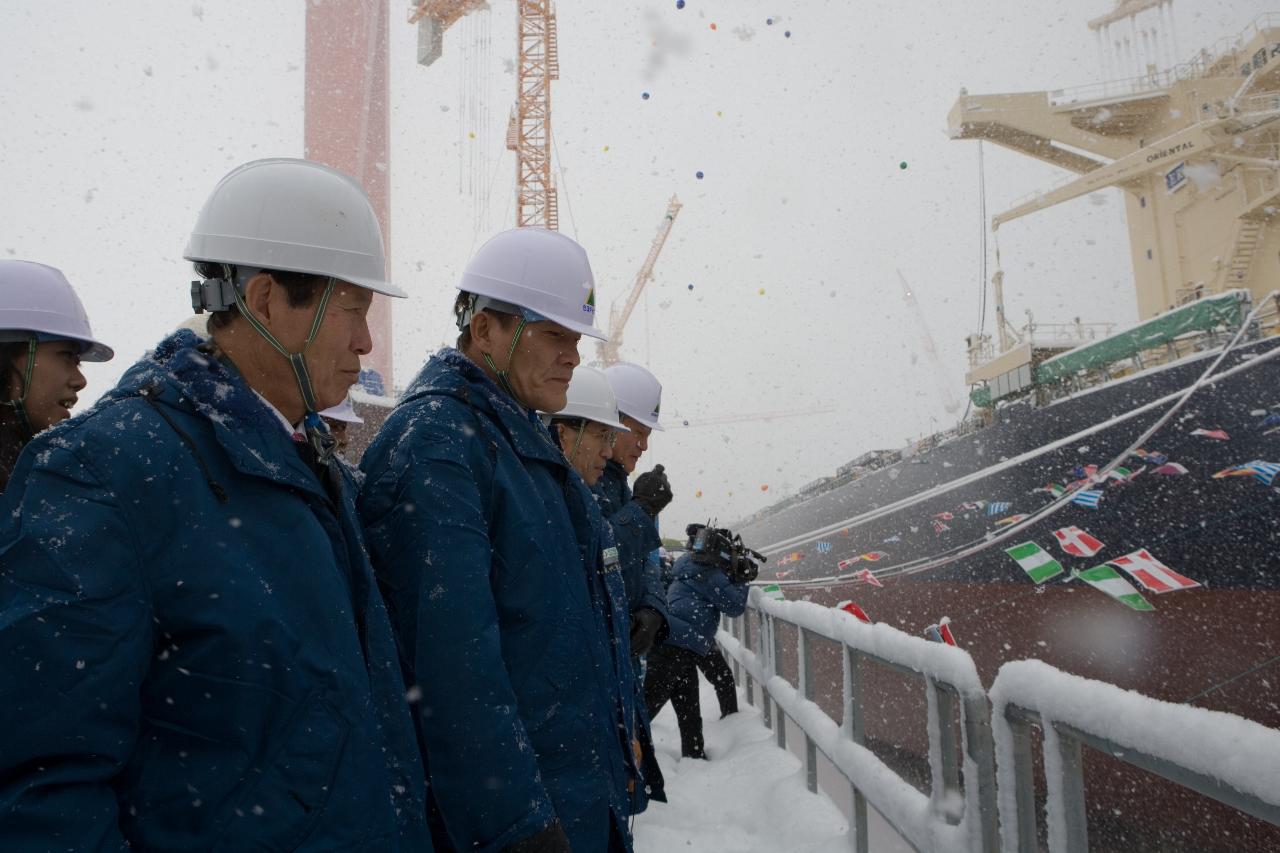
[253,390,303,436]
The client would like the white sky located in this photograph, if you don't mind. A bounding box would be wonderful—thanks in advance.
[1,0,1269,526]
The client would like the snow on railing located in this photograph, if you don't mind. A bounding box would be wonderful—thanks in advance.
[717,589,999,853]
[988,660,1280,853]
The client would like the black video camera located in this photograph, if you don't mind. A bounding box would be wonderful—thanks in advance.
[689,523,766,584]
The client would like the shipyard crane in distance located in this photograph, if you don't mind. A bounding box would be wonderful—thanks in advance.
[598,195,683,366]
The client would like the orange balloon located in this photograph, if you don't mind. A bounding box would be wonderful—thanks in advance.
[710,22,717,30]
[760,484,769,491]
[695,490,703,498]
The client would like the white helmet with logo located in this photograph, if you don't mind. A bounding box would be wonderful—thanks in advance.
[185,157,405,309]
[457,227,606,340]
[604,362,664,431]
[549,366,630,431]
[0,260,114,361]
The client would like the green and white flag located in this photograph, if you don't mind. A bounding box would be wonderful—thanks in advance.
[1072,565,1155,612]
[1005,542,1063,583]
[760,583,786,601]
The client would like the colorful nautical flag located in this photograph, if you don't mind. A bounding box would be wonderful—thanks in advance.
[937,618,957,647]
[815,541,833,554]
[774,570,792,580]
[862,552,887,562]
[837,556,859,570]
[1005,542,1064,583]
[1190,428,1230,440]
[1152,462,1189,476]
[836,600,872,623]
[1034,483,1066,497]
[1072,565,1154,611]
[1212,463,1258,480]
[856,568,884,588]
[933,519,951,534]
[1262,412,1280,429]
[932,511,955,520]
[986,501,1012,516]
[1071,489,1103,509]
[1132,448,1168,465]
[995,514,1030,526]
[1053,525,1104,558]
[1107,465,1143,482]
[1250,461,1280,486]
[1108,549,1201,594]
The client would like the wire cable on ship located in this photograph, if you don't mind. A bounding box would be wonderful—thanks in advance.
[761,292,1280,589]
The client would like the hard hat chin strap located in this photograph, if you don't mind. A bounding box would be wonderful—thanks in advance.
[226,265,338,465]
[481,315,529,409]
[2,337,38,443]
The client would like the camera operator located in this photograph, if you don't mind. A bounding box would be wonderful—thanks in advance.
[644,524,760,760]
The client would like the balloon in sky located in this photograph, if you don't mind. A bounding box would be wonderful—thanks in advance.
[785,30,792,38]
[687,283,694,290]
[642,92,650,100]
[695,490,703,498]
[683,419,689,425]
[899,161,909,170]
[758,288,765,295]
[710,22,717,30]
[766,17,774,25]
[676,0,685,7]
[761,484,769,491]
[696,170,704,179]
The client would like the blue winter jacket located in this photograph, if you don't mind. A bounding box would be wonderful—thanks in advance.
[358,349,647,853]
[0,331,430,852]
[594,460,669,624]
[664,554,750,656]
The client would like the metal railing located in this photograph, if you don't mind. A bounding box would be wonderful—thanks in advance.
[988,660,1280,853]
[718,589,1000,852]
[718,592,1280,852]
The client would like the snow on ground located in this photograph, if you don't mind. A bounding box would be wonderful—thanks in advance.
[633,675,849,853]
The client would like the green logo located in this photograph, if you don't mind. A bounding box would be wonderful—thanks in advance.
[584,287,596,314]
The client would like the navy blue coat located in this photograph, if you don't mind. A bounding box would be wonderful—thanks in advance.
[594,460,668,624]
[0,331,430,852]
[358,349,647,853]
[664,554,750,656]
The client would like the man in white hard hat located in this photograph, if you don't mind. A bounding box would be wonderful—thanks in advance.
[0,159,431,851]
[596,363,673,660]
[359,228,651,853]
[320,393,364,456]
[545,365,628,487]
[0,261,113,491]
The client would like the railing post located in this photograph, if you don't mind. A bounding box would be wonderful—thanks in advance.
[1006,708,1040,853]
[961,694,1002,853]
[926,678,963,825]
[760,612,772,730]
[1048,725,1090,852]
[772,614,786,750]
[742,607,754,708]
[844,644,869,853]
[800,628,818,794]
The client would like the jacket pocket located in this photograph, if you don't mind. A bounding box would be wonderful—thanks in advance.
[212,691,350,852]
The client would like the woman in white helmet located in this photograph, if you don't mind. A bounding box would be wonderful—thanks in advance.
[358,227,656,853]
[545,365,629,487]
[0,260,113,491]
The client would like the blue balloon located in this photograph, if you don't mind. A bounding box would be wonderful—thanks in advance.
[676,0,685,7]
[642,91,650,100]
[687,284,694,290]
[766,17,773,25]
[785,30,792,38]
[695,170,704,179]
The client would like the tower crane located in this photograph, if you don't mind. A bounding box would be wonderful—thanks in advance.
[598,195,682,366]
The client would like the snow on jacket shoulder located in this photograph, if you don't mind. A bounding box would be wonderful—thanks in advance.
[0,330,430,852]
[663,553,749,656]
[358,348,642,853]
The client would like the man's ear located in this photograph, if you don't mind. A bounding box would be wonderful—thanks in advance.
[240,272,276,323]
[469,309,495,356]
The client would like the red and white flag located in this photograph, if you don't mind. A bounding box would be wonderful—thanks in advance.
[1190,428,1230,440]
[857,568,884,588]
[933,519,951,534]
[932,511,955,520]
[836,600,872,623]
[938,617,957,646]
[1108,549,1201,594]
[1053,525,1104,558]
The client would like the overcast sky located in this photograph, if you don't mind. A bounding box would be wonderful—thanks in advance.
[1,0,1269,528]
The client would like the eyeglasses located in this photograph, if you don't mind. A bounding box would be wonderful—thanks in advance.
[584,425,619,448]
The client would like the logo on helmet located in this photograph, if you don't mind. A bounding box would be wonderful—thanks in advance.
[582,286,596,315]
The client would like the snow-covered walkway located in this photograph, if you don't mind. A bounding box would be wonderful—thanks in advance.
[632,675,850,853]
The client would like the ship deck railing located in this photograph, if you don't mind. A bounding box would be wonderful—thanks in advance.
[718,589,1280,852]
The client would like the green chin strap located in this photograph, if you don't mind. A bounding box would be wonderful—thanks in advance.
[2,337,38,442]
[225,265,338,464]
[481,315,529,408]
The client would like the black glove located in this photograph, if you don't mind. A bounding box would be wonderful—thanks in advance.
[629,607,665,657]
[632,464,673,518]
[502,822,572,853]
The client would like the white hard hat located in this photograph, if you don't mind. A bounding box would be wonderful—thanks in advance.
[604,362,664,431]
[0,260,114,361]
[184,158,405,300]
[319,394,363,424]
[458,227,605,340]
[548,366,631,431]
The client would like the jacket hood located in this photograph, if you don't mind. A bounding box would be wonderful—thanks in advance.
[671,552,715,581]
